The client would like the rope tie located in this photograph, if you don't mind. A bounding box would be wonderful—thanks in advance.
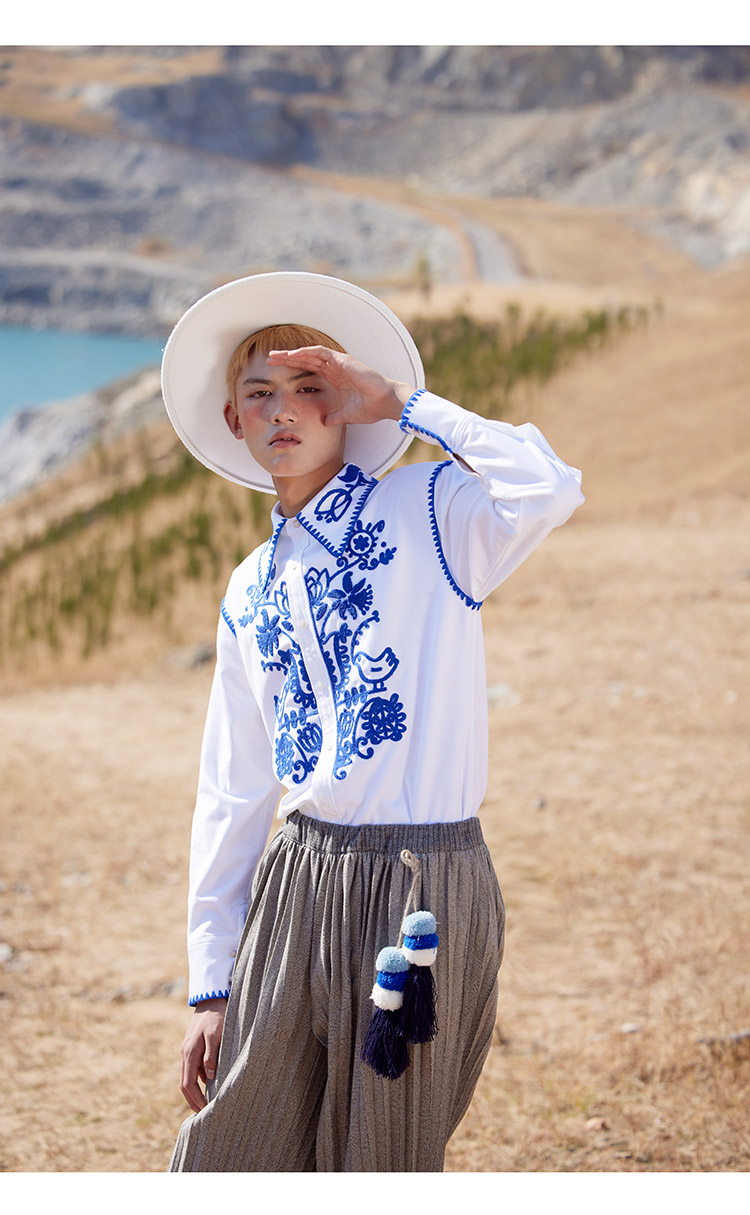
[399,849,422,940]
[361,848,439,1080]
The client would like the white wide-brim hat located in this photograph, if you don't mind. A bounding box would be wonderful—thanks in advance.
[161,271,424,493]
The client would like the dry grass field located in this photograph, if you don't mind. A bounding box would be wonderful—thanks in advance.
[0,200,748,1178]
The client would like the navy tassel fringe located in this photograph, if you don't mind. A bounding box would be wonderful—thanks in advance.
[401,965,438,1044]
[360,1007,410,1080]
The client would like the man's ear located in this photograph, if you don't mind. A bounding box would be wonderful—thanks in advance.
[224,400,243,439]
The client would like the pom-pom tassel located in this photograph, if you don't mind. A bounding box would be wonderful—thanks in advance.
[400,911,439,1045]
[361,1006,410,1080]
[361,946,411,1080]
[401,964,438,1044]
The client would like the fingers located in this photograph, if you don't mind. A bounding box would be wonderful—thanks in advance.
[179,1008,226,1114]
[203,1035,219,1085]
[180,1036,208,1114]
[267,345,339,371]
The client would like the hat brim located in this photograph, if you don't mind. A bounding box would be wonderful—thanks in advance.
[161,271,424,493]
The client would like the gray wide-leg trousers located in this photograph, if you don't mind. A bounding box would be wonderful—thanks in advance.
[169,811,505,1172]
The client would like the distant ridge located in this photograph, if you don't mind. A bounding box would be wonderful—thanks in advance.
[0,46,749,337]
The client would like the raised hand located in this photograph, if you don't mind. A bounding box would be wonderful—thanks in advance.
[266,346,414,428]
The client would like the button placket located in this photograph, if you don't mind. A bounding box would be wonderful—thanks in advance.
[284,537,339,817]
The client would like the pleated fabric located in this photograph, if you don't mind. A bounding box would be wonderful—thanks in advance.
[169,812,505,1172]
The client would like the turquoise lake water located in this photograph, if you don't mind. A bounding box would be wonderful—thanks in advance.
[0,325,165,425]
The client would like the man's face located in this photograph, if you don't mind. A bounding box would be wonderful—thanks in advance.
[225,350,346,484]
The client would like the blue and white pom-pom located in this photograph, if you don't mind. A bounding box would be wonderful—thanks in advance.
[400,911,439,1045]
[401,910,439,965]
[361,946,411,1080]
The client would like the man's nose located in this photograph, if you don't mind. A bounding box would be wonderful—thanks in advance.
[271,389,299,423]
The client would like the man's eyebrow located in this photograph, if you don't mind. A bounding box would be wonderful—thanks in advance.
[240,370,322,386]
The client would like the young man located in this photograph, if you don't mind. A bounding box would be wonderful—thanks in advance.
[161,271,583,1172]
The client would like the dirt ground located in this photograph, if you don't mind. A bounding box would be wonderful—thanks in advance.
[1,484,748,1175]
[0,245,748,1176]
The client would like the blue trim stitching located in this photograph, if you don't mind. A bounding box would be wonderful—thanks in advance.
[258,517,287,592]
[428,462,482,611]
[296,516,342,560]
[189,988,230,1007]
[220,598,236,636]
[400,390,452,454]
[399,389,427,432]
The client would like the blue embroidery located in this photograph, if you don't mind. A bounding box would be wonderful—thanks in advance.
[399,389,427,428]
[220,598,236,636]
[256,608,282,657]
[256,517,286,594]
[237,582,266,629]
[238,566,319,784]
[237,480,406,784]
[330,570,373,620]
[298,464,377,559]
[302,529,404,779]
[314,464,372,524]
[189,988,230,1007]
[428,462,483,611]
[399,390,452,454]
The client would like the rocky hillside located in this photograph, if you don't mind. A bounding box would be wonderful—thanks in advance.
[0,45,749,338]
[0,300,656,681]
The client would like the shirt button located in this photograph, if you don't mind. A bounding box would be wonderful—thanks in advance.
[230,950,237,958]
[299,620,308,629]
[293,519,301,527]
[288,561,297,571]
[316,681,325,690]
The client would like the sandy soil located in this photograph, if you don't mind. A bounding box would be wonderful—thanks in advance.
[1,235,748,1173]
[1,488,747,1173]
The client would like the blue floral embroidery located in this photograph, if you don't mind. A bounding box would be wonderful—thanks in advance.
[359,693,407,748]
[330,571,373,620]
[238,571,318,783]
[298,722,323,753]
[274,732,296,779]
[237,483,406,785]
[302,535,404,780]
[256,609,282,657]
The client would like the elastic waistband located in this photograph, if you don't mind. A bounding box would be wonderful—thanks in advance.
[282,811,485,857]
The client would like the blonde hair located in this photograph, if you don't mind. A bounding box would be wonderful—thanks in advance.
[226,324,346,401]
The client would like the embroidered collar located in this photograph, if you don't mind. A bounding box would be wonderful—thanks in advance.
[256,515,286,595]
[268,463,378,563]
[256,465,377,592]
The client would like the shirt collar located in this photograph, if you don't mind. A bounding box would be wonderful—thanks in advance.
[263,464,378,584]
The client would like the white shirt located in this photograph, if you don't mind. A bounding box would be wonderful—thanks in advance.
[186,389,584,1004]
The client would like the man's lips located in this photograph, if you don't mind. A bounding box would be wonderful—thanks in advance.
[269,432,300,447]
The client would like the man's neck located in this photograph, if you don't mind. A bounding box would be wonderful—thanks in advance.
[273,458,346,519]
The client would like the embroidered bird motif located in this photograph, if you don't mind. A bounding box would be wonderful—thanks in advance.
[353,648,398,692]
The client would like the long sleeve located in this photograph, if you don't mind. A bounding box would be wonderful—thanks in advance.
[400,389,584,603]
[186,606,282,1005]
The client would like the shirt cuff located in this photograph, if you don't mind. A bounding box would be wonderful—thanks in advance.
[188,937,238,1007]
[399,389,475,457]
